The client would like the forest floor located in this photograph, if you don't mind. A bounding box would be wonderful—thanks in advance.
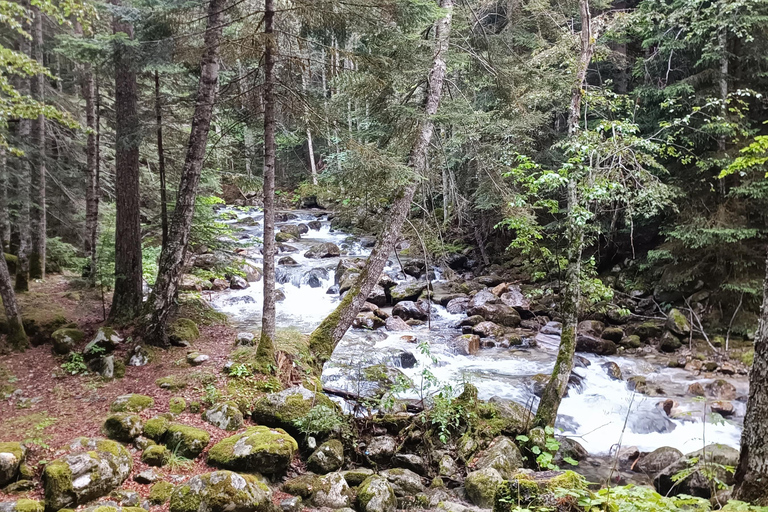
[0,274,260,506]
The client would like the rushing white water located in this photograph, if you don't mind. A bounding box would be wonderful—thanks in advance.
[210,208,747,456]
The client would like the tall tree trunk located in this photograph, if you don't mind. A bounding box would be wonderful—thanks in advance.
[718,30,728,154]
[308,0,454,364]
[15,4,32,293]
[733,245,768,505]
[307,128,318,185]
[237,60,255,180]
[109,0,143,323]
[155,70,168,248]
[258,0,278,366]
[30,6,46,280]
[144,0,226,347]
[0,249,27,351]
[0,148,9,250]
[534,0,592,428]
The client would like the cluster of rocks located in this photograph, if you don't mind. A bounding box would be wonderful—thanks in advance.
[51,326,133,378]
[182,251,262,292]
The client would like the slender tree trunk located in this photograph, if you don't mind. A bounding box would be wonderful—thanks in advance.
[733,244,768,505]
[307,127,318,185]
[237,60,255,180]
[155,70,168,248]
[534,0,592,428]
[15,5,32,293]
[83,68,98,276]
[308,0,454,364]
[29,6,46,280]
[718,30,728,154]
[258,0,278,365]
[0,148,9,250]
[109,1,143,323]
[0,249,27,351]
[144,0,226,347]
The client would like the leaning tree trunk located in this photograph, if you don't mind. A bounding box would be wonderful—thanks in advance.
[144,0,226,347]
[534,0,593,428]
[109,1,143,323]
[308,0,454,364]
[29,5,46,280]
[258,0,278,366]
[733,244,768,505]
[15,6,32,293]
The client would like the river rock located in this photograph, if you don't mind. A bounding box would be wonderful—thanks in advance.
[229,276,249,289]
[665,309,690,336]
[207,426,298,474]
[451,334,480,355]
[465,468,503,508]
[278,256,298,266]
[252,386,338,435]
[487,397,534,436]
[472,436,523,479]
[380,468,425,497]
[628,407,677,434]
[468,302,521,327]
[353,311,386,330]
[308,220,321,230]
[429,282,468,305]
[305,243,340,258]
[104,413,143,442]
[635,446,683,475]
[654,444,739,498]
[368,285,388,307]
[313,472,352,508]
[169,470,272,512]
[385,316,410,331]
[554,437,589,466]
[710,401,735,417]
[0,443,25,487]
[163,423,210,459]
[42,438,132,511]
[186,351,210,366]
[601,327,624,342]
[576,334,617,355]
[365,436,396,461]
[578,320,605,336]
[358,476,397,512]
[705,379,737,400]
[392,301,428,321]
[307,440,344,474]
[602,362,623,380]
[203,401,244,431]
[472,321,503,338]
[390,281,427,303]
[402,260,426,278]
[659,331,682,352]
[446,297,470,314]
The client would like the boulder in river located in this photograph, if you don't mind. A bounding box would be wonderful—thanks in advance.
[654,444,739,498]
[305,242,340,258]
[468,302,521,327]
[635,446,683,476]
[705,379,737,400]
[575,334,617,355]
[353,311,385,330]
[169,471,272,512]
[487,397,534,436]
[577,320,604,336]
[451,334,480,356]
[385,316,410,331]
[392,301,428,321]
[207,426,298,474]
[390,281,427,303]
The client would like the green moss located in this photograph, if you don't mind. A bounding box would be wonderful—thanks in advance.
[113,360,126,379]
[207,426,298,473]
[149,481,175,504]
[13,499,44,512]
[94,439,129,459]
[143,416,170,441]
[163,423,210,459]
[5,252,18,273]
[42,460,74,507]
[0,441,25,462]
[169,397,187,414]
[282,474,322,499]
[156,375,188,391]
[142,445,171,467]
[122,507,147,512]
[188,401,202,413]
[89,507,118,512]
[7,318,29,351]
[110,394,155,413]
[103,413,142,442]
[545,470,585,490]
[493,478,540,512]
[169,318,200,343]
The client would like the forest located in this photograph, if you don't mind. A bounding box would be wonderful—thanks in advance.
[1,0,768,511]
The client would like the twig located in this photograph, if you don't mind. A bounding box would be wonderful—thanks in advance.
[725,292,743,352]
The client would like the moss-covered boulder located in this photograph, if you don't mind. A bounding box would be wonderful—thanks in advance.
[110,394,154,413]
[207,426,297,474]
[203,402,244,431]
[149,481,175,505]
[472,436,522,479]
[357,476,397,512]
[162,424,210,459]
[304,242,340,259]
[156,376,187,390]
[465,468,503,508]
[51,328,85,355]
[104,414,143,442]
[665,309,690,337]
[494,471,584,512]
[251,386,337,435]
[83,327,123,355]
[390,281,428,304]
[169,318,200,344]
[282,474,322,499]
[654,444,739,498]
[380,468,425,497]
[169,397,186,414]
[486,397,534,437]
[42,437,132,511]
[307,440,344,474]
[142,445,171,467]
[312,472,352,508]
[143,417,170,441]
[341,468,374,486]
[0,499,44,512]
[168,471,272,512]
[0,442,26,487]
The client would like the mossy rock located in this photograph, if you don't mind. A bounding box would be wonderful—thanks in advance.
[169,318,200,344]
[156,376,187,391]
[103,414,143,442]
[168,471,271,512]
[202,401,244,431]
[465,468,503,508]
[494,477,540,512]
[0,442,26,487]
[282,474,322,499]
[0,499,44,512]
[110,394,155,413]
[207,426,298,474]
[251,386,337,436]
[142,445,171,467]
[169,397,187,414]
[472,436,523,480]
[149,481,175,504]
[84,327,123,355]
[341,468,374,486]
[163,424,210,459]
[143,417,170,441]
[51,328,85,355]
[665,308,690,337]
[307,439,344,474]
[357,476,397,512]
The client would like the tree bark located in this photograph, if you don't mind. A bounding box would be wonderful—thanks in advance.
[29,6,46,280]
[144,0,226,347]
[258,0,277,364]
[733,244,768,505]
[534,0,592,428]
[15,4,32,293]
[308,0,454,364]
[109,0,143,323]
[80,33,99,280]
[0,246,27,351]
[237,60,255,180]
[718,30,728,154]
[155,70,168,248]
[0,148,9,250]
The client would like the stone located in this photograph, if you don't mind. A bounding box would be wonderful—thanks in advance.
[3,480,36,494]
[42,438,133,511]
[601,362,623,380]
[367,285,388,307]
[393,454,427,475]
[133,436,155,451]
[385,316,410,331]
[169,397,187,414]
[392,301,428,321]
[452,334,480,356]
[169,471,272,512]
[390,281,428,304]
[110,394,154,413]
[487,397,534,436]
[601,327,624,342]
[636,322,663,340]
[576,334,617,355]
[472,321,503,338]
[307,440,344,474]
[207,426,298,474]
[104,414,143,442]
[635,446,683,476]
[87,355,117,379]
[0,442,25,487]
[357,476,396,512]
[186,352,210,366]
[468,303,521,327]
[446,297,470,314]
[577,320,604,336]
[687,382,705,396]
[654,444,739,498]
[142,445,171,467]
[711,401,735,417]
[438,454,461,480]
[472,436,522,479]
[280,496,302,512]
[278,256,298,266]
[365,436,396,461]
[236,332,255,346]
[465,468,503,508]
[51,328,85,355]
[353,311,385,330]
[170,319,200,344]
[659,331,682,352]
[127,345,150,367]
[705,379,737,400]
[276,232,298,242]
[84,327,123,355]
[163,423,210,459]
[134,470,160,484]
[229,276,249,290]
[380,468,425,497]
[554,438,589,467]
[252,386,338,436]
[665,309,691,337]
[304,243,340,258]
[620,335,642,348]
[0,500,43,512]
[143,417,170,441]
[313,472,351,508]
[149,481,175,504]
[203,402,244,431]
[341,468,375,486]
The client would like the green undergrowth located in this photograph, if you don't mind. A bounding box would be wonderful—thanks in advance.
[175,295,228,326]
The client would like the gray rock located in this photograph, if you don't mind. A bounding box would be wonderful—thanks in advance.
[134,469,161,484]
[236,332,256,346]
[472,436,522,479]
[87,355,116,378]
[464,467,503,508]
[127,345,150,367]
[169,471,272,512]
[230,276,249,289]
[0,443,25,487]
[307,440,344,474]
[104,413,143,442]
[251,386,338,435]
[186,352,210,366]
[385,316,410,331]
[304,242,341,259]
[357,476,397,512]
[280,496,302,512]
[380,468,425,497]
[654,444,739,498]
[207,426,298,474]
[203,401,245,431]
[390,281,428,304]
[393,453,427,475]
[446,297,470,314]
[452,334,480,356]
[366,436,397,460]
[313,472,351,508]
[84,327,123,354]
[392,301,428,321]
